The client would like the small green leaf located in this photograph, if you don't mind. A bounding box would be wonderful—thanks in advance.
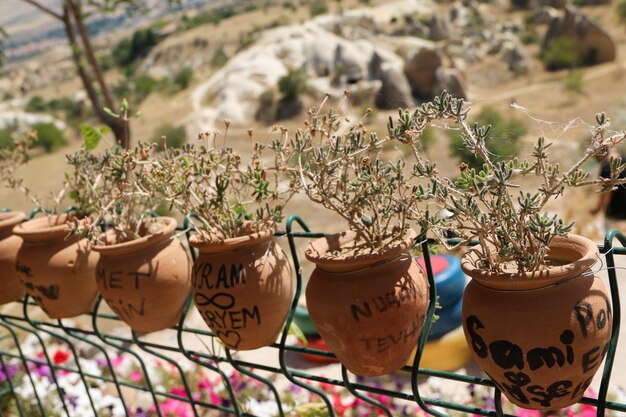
[103,107,118,118]
[289,322,308,345]
[80,125,110,151]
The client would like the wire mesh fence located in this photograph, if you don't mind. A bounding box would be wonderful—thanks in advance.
[0,211,625,417]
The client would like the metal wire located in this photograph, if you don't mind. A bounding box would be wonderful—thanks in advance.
[0,212,623,417]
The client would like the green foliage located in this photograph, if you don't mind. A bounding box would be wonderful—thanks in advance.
[26,96,78,120]
[564,69,584,94]
[449,106,527,170]
[134,73,159,102]
[358,0,371,4]
[618,0,626,23]
[309,0,328,17]
[244,3,258,12]
[542,37,580,71]
[173,67,193,90]
[278,68,308,102]
[237,32,259,51]
[25,96,47,113]
[151,124,187,151]
[112,27,160,69]
[2,92,13,101]
[32,123,67,153]
[98,53,113,71]
[80,125,111,151]
[0,129,12,148]
[181,9,235,30]
[211,46,229,68]
[421,126,436,150]
[259,90,275,108]
[49,98,80,119]
[521,25,541,45]
[112,38,134,68]
[142,139,294,238]
[288,322,308,345]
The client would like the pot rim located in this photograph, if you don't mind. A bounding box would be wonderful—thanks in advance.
[461,234,599,290]
[0,211,26,233]
[93,217,177,256]
[189,223,276,254]
[305,228,418,273]
[12,214,74,243]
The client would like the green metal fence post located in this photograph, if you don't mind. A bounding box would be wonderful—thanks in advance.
[597,230,625,417]
[279,215,336,417]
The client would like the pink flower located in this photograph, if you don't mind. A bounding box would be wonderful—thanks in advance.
[516,408,541,417]
[197,378,212,391]
[585,387,597,399]
[209,391,221,405]
[129,370,143,383]
[579,404,597,417]
[332,393,350,416]
[155,398,193,417]
[112,356,125,369]
[170,386,188,398]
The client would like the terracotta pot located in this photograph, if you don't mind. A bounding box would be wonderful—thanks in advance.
[305,229,430,376]
[189,226,293,350]
[462,234,612,410]
[13,214,98,318]
[93,217,191,334]
[0,212,27,304]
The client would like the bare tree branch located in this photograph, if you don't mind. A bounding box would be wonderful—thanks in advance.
[66,0,116,110]
[17,0,63,20]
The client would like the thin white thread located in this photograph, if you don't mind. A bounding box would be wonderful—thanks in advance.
[173,226,192,240]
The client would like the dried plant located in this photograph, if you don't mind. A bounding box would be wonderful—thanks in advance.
[66,142,160,244]
[283,96,424,252]
[389,91,626,273]
[1,132,66,217]
[0,133,34,182]
[138,124,298,241]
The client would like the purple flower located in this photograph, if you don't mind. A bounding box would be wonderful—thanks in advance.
[95,357,108,369]
[484,395,496,409]
[289,384,302,394]
[393,376,406,391]
[0,363,17,383]
[33,364,52,380]
[134,407,148,417]
[67,395,79,408]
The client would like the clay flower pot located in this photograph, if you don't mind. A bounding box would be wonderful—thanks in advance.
[13,214,99,318]
[93,217,191,334]
[305,229,430,377]
[189,225,293,350]
[0,211,27,304]
[462,234,612,410]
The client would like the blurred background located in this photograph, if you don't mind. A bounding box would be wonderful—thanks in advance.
[2,0,626,402]
[0,0,624,234]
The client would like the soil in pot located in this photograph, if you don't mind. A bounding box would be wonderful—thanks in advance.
[305,229,430,377]
[93,217,191,334]
[189,225,293,350]
[462,234,612,410]
[0,212,27,304]
[13,214,99,318]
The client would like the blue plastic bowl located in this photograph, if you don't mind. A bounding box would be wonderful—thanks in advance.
[428,296,463,340]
